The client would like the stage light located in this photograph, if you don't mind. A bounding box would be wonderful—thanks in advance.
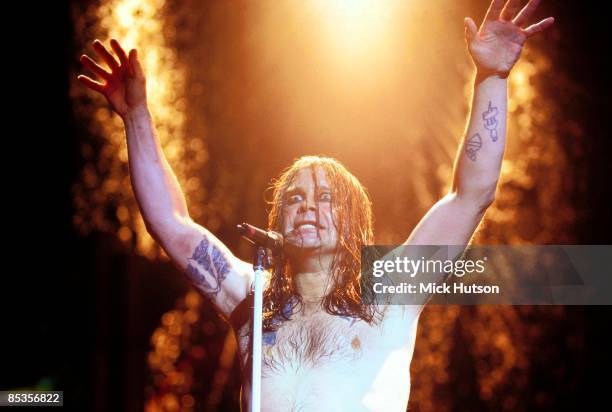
[310,0,398,56]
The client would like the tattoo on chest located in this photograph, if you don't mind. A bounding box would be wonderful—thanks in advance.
[340,315,359,326]
[185,237,230,298]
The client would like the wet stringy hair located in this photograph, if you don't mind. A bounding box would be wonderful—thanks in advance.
[263,156,380,330]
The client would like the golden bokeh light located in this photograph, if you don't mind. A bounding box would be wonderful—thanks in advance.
[71,0,207,258]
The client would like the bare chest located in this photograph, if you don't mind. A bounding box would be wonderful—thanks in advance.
[237,312,375,377]
[235,307,419,411]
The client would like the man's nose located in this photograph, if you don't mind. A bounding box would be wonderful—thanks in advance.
[298,198,317,213]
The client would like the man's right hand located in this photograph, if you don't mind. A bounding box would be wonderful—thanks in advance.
[78,39,147,118]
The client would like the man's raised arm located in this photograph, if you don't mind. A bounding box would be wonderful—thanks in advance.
[78,39,252,318]
[406,0,554,247]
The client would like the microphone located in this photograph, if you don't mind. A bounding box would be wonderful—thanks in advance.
[237,223,283,254]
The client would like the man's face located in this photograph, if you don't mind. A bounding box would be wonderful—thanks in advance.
[281,167,338,253]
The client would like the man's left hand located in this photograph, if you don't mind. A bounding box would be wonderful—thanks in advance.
[465,0,554,78]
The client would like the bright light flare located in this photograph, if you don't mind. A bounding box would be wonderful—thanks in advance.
[311,0,399,59]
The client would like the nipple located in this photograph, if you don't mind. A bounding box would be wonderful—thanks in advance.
[351,336,361,351]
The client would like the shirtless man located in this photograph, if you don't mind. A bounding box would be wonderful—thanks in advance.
[78,1,553,410]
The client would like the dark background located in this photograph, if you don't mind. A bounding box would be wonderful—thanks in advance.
[4,1,611,411]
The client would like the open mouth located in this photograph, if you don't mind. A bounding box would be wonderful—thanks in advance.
[293,221,324,231]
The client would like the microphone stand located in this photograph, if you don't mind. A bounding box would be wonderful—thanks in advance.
[251,246,266,412]
[237,222,281,412]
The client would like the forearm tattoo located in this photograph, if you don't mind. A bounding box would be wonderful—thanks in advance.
[465,133,482,161]
[482,101,499,142]
[465,101,499,162]
[186,237,230,298]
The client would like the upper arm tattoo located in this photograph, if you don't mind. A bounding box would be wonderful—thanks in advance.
[186,237,231,299]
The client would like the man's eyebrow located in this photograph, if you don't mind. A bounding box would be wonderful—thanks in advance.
[285,185,331,193]
[283,187,303,198]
